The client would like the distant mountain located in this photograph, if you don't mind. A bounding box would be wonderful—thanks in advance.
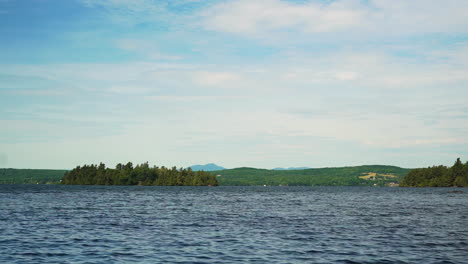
[189,163,225,171]
[273,167,311,171]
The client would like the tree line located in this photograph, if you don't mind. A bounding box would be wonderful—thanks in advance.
[400,158,468,187]
[61,162,218,186]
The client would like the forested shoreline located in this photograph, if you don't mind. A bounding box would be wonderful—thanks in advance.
[61,162,218,186]
[3,160,467,187]
[400,158,468,187]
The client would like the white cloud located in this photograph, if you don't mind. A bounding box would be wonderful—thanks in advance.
[201,0,366,36]
[2,46,468,168]
[369,0,468,33]
[77,0,468,41]
[2,0,468,169]
[199,0,468,37]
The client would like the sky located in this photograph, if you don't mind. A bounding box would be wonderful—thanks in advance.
[1,0,467,170]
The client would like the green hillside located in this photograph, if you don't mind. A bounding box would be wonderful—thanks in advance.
[0,165,411,186]
[0,168,67,184]
[212,165,410,186]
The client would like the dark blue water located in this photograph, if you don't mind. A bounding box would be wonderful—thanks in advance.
[0,185,466,263]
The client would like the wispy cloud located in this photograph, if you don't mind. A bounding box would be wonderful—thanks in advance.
[145,95,247,102]
[192,71,241,86]
[80,0,170,24]
[200,0,366,36]
[199,0,468,38]
[1,0,467,169]
[115,39,183,60]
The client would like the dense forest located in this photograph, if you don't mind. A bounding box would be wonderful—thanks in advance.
[212,165,409,186]
[400,158,468,187]
[61,162,218,186]
[0,168,66,184]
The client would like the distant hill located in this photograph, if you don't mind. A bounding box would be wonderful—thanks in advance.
[0,168,67,184]
[273,167,311,171]
[189,163,226,171]
[212,165,410,186]
[0,164,411,187]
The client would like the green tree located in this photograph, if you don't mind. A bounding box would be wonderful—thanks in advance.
[454,161,468,187]
[401,158,467,187]
[96,162,106,185]
[450,158,464,186]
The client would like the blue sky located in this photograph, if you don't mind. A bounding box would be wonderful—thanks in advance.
[1,0,467,169]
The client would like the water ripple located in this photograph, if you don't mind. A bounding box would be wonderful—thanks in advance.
[0,185,466,263]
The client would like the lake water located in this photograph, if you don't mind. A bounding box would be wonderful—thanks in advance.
[0,185,466,263]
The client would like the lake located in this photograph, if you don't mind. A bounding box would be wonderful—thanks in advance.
[0,185,466,263]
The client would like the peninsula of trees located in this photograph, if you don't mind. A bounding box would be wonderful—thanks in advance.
[61,162,218,186]
[400,158,468,187]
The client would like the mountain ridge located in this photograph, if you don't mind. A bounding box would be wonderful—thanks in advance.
[189,163,226,171]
